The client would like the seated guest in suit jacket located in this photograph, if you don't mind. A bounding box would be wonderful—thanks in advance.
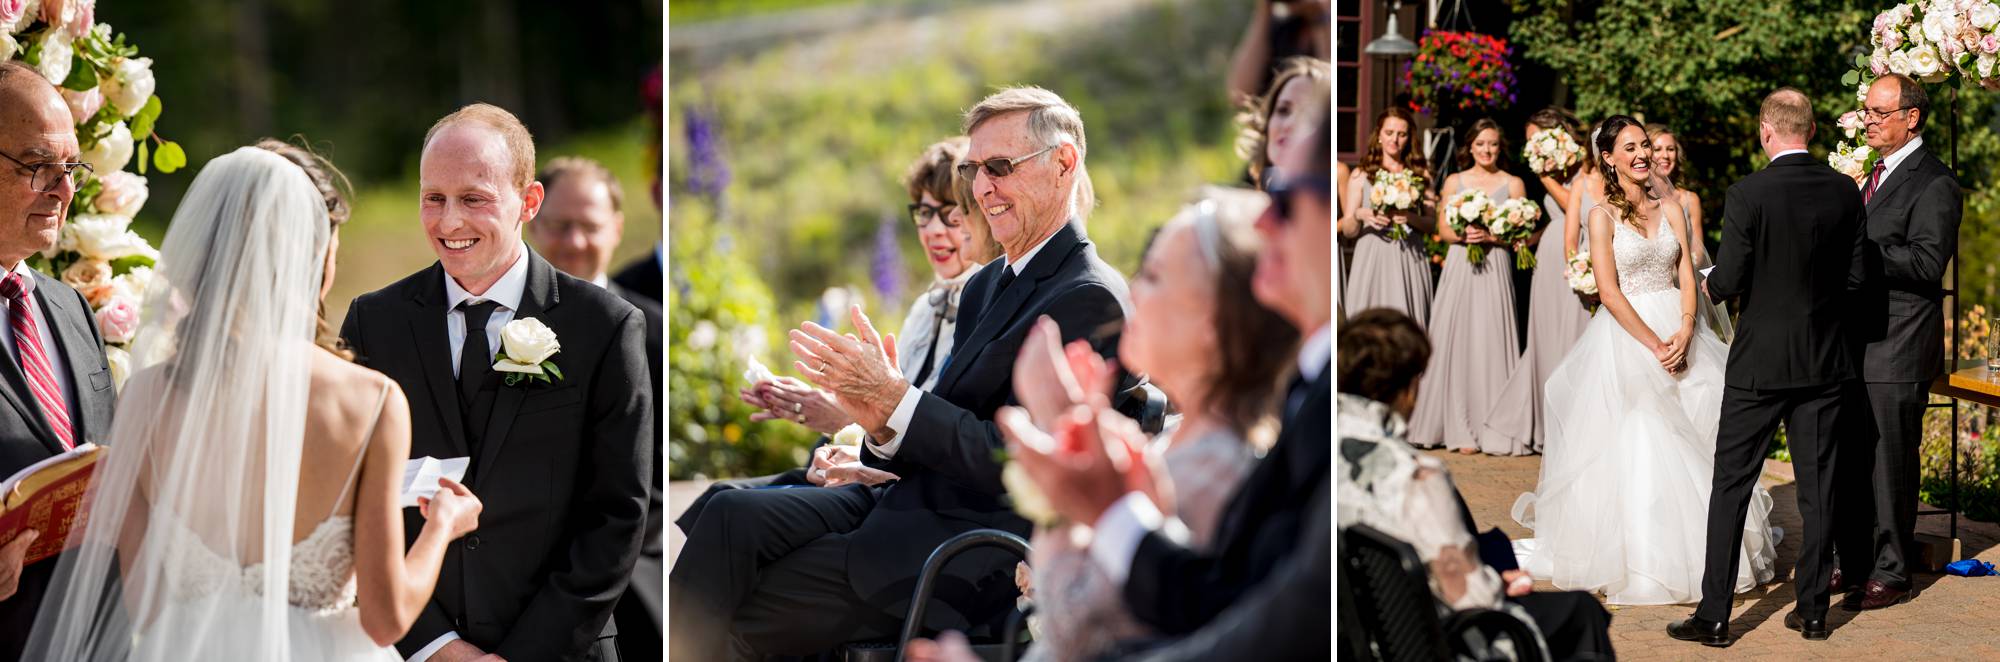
[669,87,1132,660]
[0,62,119,656]
[673,136,999,531]
[528,156,667,662]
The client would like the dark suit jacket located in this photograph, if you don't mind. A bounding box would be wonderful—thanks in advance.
[1858,142,1961,382]
[1706,153,1870,390]
[0,272,116,660]
[606,280,664,662]
[343,250,652,662]
[610,252,661,304]
[853,222,1131,628]
[1122,366,1329,635]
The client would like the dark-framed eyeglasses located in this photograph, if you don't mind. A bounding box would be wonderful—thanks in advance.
[956,145,1056,181]
[0,148,91,193]
[908,201,961,228]
[1861,105,1917,124]
[1264,175,1331,225]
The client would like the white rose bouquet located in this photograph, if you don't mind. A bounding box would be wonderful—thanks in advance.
[1487,198,1543,269]
[1566,249,1599,303]
[1368,169,1425,240]
[1522,128,1583,177]
[1443,189,1496,263]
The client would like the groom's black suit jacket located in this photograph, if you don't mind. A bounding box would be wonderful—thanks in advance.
[0,273,116,660]
[852,221,1131,626]
[1856,142,1960,383]
[1706,153,1870,390]
[342,250,653,661]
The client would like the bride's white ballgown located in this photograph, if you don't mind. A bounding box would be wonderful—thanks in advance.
[1512,214,1779,606]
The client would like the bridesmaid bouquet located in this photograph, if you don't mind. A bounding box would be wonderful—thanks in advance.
[1522,129,1583,177]
[1443,189,1495,263]
[1566,250,1599,296]
[1487,198,1542,270]
[1368,170,1425,240]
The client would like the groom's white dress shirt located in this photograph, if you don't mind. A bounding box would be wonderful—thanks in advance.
[412,246,529,661]
[0,260,75,419]
[1087,323,1332,587]
[442,247,530,378]
[865,227,1060,459]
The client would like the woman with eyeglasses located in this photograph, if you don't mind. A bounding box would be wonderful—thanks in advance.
[1409,117,1523,454]
[1341,106,1435,326]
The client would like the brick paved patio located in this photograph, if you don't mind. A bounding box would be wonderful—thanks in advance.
[1436,450,2000,659]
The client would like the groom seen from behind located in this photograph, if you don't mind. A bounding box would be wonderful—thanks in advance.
[0,61,119,660]
[1671,88,1869,646]
[341,104,653,662]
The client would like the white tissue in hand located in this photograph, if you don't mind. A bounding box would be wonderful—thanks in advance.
[831,423,866,447]
[1699,266,1715,278]
[742,355,776,386]
[401,456,470,508]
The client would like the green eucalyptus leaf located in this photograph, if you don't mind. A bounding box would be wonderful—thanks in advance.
[1842,70,1860,86]
[135,141,148,175]
[153,141,186,173]
[129,96,162,139]
[60,53,98,91]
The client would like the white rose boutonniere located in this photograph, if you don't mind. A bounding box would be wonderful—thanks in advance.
[492,317,563,385]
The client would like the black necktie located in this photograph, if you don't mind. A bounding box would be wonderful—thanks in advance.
[1283,371,1311,423]
[458,300,501,411]
[989,267,1017,309]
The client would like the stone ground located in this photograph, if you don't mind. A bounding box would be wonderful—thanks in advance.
[1437,450,2000,660]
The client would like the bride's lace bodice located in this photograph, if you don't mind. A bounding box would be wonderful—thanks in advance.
[162,513,360,615]
[1612,218,1681,296]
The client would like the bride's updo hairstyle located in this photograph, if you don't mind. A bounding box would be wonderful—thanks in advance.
[254,138,354,360]
[1594,114,1648,230]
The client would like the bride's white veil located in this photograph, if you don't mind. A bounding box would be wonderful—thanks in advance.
[27,146,331,660]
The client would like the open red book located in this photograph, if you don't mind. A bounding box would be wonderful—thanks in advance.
[0,444,102,565]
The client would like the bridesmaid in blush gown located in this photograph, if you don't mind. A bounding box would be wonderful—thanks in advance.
[1408,118,1524,453]
[1478,109,1596,455]
[1342,106,1435,326]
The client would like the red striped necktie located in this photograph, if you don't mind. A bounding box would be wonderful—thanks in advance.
[1864,161,1885,204]
[0,273,74,449]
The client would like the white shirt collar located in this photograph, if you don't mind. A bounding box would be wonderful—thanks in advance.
[1771,148,1811,161]
[444,246,530,312]
[591,274,610,289]
[7,260,37,284]
[1298,324,1331,382]
[1004,224,1063,276]
[1879,134,1924,181]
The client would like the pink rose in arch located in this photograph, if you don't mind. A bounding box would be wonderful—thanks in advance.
[0,0,23,29]
[60,87,103,125]
[94,295,140,345]
[1983,33,2000,54]
[67,0,93,38]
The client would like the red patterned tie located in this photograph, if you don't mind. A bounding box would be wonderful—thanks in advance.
[1864,161,1885,204]
[0,274,74,449]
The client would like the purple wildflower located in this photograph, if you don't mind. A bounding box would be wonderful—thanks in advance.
[870,213,905,306]
[683,106,732,204]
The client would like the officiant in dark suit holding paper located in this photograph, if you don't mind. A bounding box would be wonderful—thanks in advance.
[341,104,652,662]
[0,62,120,658]
[1834,72,1962,612]
[1671,88,1870,646]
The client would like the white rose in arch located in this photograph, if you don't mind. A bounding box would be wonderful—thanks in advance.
[92,171,147,217]
[101,57,155,118]
[1909,45,1942,78]
[35,30,72,86]
[80,122,133,175]
[61,213,155,262]
[105,345,130,392]
[494,317,561,375]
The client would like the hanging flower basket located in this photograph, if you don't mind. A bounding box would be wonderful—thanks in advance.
[1402,29,1518,118]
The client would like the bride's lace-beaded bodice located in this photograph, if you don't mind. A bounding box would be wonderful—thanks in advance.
[163,513,360,615]
[1611,218,1681,296]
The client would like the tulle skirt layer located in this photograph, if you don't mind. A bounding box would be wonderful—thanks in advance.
[133,594,399,662]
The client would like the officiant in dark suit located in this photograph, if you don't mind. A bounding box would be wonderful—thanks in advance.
[0,62,120,659]
[1834,72,1962,612]
[528,155,664,662]
[1672,88,1870,645]
[342,104,652,662]
[669,87,1134,660]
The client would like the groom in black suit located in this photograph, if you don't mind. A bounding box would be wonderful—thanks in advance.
[1834,73,1961,611]
[0,62,120,660]
[1672,88,1869,645]
[342,104,652,662]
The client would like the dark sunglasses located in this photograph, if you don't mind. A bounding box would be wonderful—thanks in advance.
[1264,176,1331,224]
[908,201,961,228]
[956,145,1055,181]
